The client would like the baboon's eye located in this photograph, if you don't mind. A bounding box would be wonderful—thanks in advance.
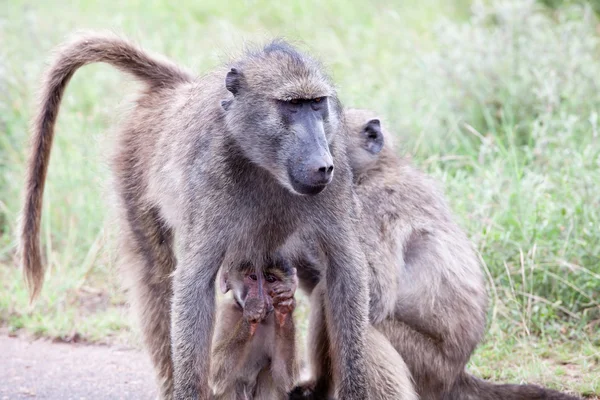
[265,274,277,283]
[249,274,258,281]
[289,99,300,105]
[313,97,323,103]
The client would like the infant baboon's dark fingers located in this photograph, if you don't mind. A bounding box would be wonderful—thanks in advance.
[245,312,265,325]
[243,297,267,324]
[275,298,296,315]
[275,298,293,308]
[272,289,294,302]
[272,286,293,295]
[272,294,293,305]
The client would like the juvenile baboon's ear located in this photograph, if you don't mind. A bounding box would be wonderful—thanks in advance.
[365,119,381,138]
[219,271,230,294]
[363,118,384,154]
[225,68,244,96]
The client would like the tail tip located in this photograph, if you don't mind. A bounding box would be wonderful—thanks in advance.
[21,247,45,304]
[24,269,43,305]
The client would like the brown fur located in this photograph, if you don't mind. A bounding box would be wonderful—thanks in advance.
[19,33,373,400]
[210,260,299,399]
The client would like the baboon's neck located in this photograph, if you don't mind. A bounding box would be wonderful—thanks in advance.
[355,148,402,186]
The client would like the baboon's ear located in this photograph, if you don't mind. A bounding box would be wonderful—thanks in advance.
[219,271,230,294]
[364,118,384,154]
[365,119,381,137]
[225,68,244,96]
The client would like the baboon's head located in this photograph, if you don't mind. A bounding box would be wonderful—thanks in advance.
[220,258,297,323]
[220,261,272,322]
[345,108,386,177]
[221,40,342,196]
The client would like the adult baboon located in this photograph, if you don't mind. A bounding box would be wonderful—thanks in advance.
[292,109,582,400]
[19,33,372,400]
[210,258,298,399]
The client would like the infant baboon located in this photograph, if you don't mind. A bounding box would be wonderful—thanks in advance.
[210,258,298,399]
[19,33,372,400]
[296,109,580,400]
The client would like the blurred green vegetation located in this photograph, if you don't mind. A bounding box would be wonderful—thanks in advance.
[0,0,598,395]
[540,0,600,14]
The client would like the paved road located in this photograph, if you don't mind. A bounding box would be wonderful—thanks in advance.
[0,335,156,400]
[2,335,593,399]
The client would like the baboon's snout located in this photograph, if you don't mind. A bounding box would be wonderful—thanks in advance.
[306,152,334,186]
[287,148,334,196]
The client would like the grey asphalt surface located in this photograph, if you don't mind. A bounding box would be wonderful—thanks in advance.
[0,335,156,400]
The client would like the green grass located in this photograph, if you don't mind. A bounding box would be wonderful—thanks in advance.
[0,0,599,396]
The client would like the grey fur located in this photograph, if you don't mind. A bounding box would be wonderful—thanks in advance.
[19,33,371,400]
[294,108,581,400]
[289,281,417,400]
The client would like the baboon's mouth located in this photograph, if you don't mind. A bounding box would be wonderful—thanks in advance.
[289,176,328,196]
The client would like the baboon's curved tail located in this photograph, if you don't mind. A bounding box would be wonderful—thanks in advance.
[19,32,192,301]
[446,373,582,400]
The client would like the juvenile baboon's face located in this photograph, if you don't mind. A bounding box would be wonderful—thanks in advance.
[345,108,385,177]
[221,42,342,196]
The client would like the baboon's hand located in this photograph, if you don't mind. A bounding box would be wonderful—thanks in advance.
[274,297,295,327]
[275,297,296,314]
[269,276,298,306]
[243,296,266,325]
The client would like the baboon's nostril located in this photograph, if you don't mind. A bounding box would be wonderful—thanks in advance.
[317,164,334,180]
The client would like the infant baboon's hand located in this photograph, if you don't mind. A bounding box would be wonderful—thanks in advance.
[274,297,296,314]
[243,296,266,325]
[274,297,296,327]
[269,276,298,307]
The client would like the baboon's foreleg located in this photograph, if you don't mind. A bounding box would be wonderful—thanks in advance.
[171,235,226,400]
[321,227,370,399]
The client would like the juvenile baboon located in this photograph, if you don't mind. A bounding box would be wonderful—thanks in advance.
[293,108,581,400]
[210,258,299,399]
[19,33,372,400]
